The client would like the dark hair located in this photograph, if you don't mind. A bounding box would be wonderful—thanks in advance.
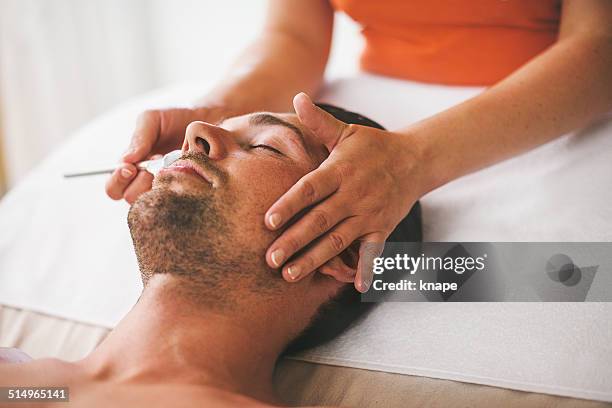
[283,104,422,355]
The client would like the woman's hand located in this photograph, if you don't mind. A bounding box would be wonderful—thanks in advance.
[105,106,234,204]
[265,93,426,292]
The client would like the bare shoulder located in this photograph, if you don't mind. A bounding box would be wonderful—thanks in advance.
[0,358,337,408]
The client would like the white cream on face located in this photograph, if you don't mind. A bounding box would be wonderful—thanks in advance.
[146,150,183,175]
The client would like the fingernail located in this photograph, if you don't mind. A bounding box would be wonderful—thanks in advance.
[121,168,134,178]
[271,249,285,267]
[287,265,301,280]
[359,276,372,292]
[268,213,282,229]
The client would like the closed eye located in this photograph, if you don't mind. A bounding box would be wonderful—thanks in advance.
[251,144,284,155]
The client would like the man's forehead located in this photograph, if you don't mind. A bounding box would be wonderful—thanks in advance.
[222,112,299,130]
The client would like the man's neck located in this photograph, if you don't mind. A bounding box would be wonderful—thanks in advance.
[78,275,290,404]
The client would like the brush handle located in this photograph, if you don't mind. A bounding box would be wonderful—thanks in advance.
[63,151,181,179]
[63,162,151,178]
[63,169,116,178]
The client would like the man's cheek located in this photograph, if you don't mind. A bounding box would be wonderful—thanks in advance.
[233,162,303,200]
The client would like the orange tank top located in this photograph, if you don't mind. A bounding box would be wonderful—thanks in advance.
[331,0,561,86]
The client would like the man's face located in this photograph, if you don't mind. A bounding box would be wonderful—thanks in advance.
[127,112,336,305]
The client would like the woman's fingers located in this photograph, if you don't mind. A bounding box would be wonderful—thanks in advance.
[122,170,154,204]
[355,236,385,293]
[105,163,138,200]
[123,107,201,163]
[109,110,164,203]
[107,154,161,203]
[266,196,346,268]
[265,165,340,231]
[293,93,345,150]
[280,218,364,282]
[123,110,161,163]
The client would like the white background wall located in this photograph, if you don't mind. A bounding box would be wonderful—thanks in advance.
[0,0,362,188]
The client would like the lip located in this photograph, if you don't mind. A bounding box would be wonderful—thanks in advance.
[159,159,213,185]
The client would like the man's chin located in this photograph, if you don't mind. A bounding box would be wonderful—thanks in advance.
[129,186,212,234]
[127,178,241,293]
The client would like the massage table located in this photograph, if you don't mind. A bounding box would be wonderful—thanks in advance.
[0,74,611,407]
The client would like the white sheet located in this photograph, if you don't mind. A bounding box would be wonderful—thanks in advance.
[0,73,611,401]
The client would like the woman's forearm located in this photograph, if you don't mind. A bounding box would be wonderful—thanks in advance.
[406,32,612,195]
[198,0,333,115]
[200,32,328,113]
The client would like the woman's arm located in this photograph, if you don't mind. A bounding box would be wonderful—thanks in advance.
[200,0,334,113]
[411,0,612,194]
[263,0,612,291]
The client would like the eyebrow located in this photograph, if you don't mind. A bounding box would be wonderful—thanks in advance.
[249,113,309,155]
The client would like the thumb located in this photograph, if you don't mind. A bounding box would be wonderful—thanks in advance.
[123,110,161,163]
[293,92,345,150]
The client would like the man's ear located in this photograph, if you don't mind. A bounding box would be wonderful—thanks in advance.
[293,92,346,151]
[318,242,359,283]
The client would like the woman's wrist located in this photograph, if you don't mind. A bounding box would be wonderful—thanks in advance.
[190,89,257,124]
[195,75,300,118]
[393,128,448,199]
[192,104,244,124]
[193,89,292,122]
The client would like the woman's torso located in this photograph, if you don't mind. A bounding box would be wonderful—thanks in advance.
[331,0,561,86]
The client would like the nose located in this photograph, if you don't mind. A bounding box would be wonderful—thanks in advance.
[182,121,228,160]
